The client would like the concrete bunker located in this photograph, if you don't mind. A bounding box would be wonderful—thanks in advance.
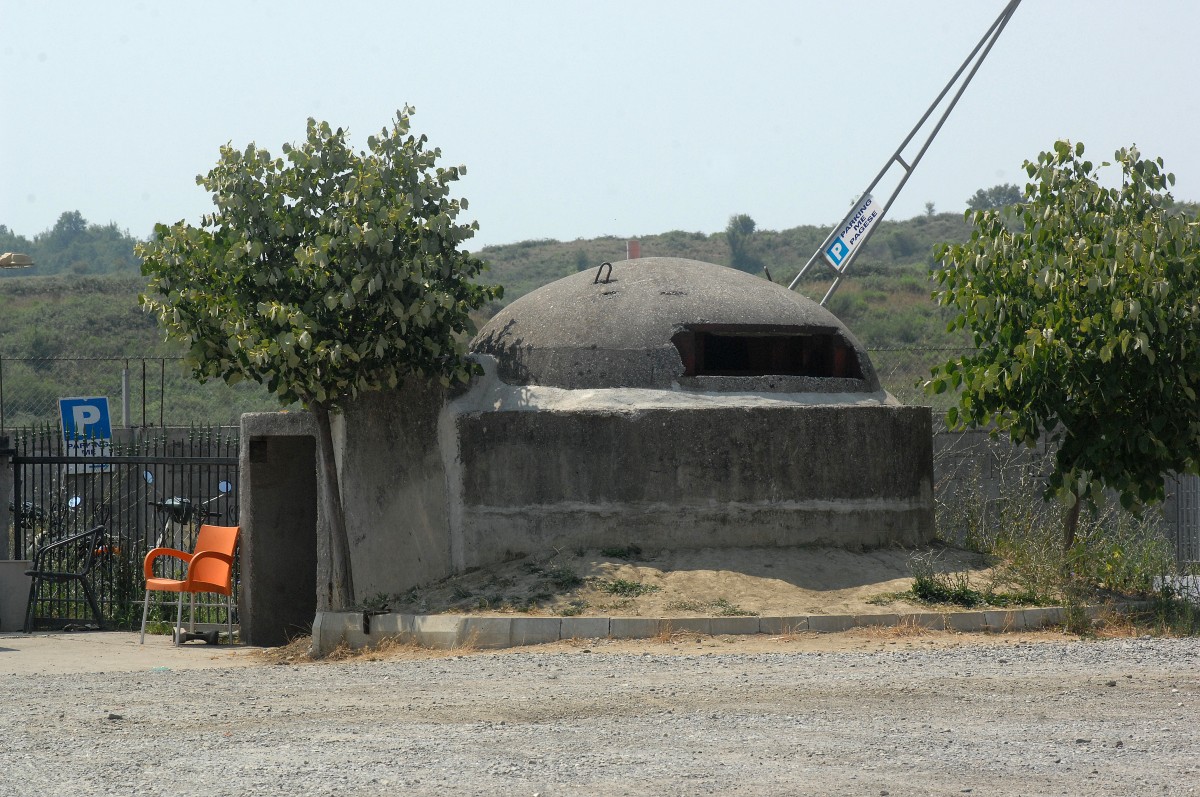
[241,257,934,637]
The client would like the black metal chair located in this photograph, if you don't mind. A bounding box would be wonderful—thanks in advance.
[23,525,107,632]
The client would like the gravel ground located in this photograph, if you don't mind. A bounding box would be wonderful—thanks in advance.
[2,635,1197,796]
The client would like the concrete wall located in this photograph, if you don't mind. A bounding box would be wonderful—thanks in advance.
[319,360,935,598]
[334,385,453,604]
[240,413,319,646]
[0,560,31,631]
[454,403,933,566]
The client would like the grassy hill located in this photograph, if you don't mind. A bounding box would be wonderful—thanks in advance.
[1,212,978,424]
[0,276,283,426]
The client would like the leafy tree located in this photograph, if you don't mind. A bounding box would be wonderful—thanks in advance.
[725,213,762,273]
[965,183,1022,211]
[138,108,501,609]
[49,210,88,242]
[928,141,1200,549]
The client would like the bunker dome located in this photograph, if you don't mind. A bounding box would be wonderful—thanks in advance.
[472,257,883,394]
[441,257,935,567]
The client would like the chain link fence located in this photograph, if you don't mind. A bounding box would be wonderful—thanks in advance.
[0,356,283,428]
[866,346,968,408]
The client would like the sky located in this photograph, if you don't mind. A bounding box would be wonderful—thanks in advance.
[2,0,1198,250]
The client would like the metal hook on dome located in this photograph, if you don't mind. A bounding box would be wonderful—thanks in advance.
[593,262,613,285]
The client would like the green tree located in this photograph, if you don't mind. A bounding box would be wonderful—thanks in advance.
[928,141,1200,549]
[725,213,762,273]
[965,183,1022,211]
[138,108,501,609]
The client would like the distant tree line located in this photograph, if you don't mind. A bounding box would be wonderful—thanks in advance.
[0,211,141,278]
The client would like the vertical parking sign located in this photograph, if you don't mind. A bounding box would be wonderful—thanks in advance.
[59,396,113,473]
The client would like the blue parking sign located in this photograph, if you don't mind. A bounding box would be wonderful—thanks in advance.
[59,397,113,473]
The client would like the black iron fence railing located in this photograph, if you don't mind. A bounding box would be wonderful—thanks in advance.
[7,426,239,630]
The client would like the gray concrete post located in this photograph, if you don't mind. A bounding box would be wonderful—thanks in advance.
[1,434,12,560]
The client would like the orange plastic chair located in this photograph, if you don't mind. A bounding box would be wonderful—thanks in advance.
[140,524,239,645]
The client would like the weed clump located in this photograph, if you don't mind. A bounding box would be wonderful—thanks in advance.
[598,578,660,597]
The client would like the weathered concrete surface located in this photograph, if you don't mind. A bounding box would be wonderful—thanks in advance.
[0,560,31,631]
[446,361,933,566]
[240,412,319,645]
[1,434,12,560]
[308,603,1106,655]
[334,384,454,603]
[473,257,881,392]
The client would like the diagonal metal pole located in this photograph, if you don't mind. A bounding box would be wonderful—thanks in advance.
[789,0,1022,304]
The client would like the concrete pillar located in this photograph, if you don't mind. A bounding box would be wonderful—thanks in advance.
[1,434,11,560]
[1,436,12,559]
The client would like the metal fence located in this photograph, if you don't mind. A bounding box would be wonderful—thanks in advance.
[7,425,240,630]
[867,346,968,407]
[0,355,282,428]
[932,426,1200,566]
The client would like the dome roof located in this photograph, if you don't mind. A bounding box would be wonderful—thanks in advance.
[470,257,880,393]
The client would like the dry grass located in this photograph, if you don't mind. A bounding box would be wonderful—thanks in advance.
[767,622,807,643]
[1089,607,1143,639]
[254,632,478,665]
[859,616,932,639]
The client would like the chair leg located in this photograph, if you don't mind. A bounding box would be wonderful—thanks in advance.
[80,579,104,629]
[139,588,152,644]
[174,592,183,646]
[23,576,40,634]
[227,593,234,644]
[188,592,196,633]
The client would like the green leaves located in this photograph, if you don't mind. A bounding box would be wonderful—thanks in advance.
[927,139,1200,516]
[138,108,502,413]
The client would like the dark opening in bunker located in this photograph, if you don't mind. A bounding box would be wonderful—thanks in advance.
[672,325,864,379]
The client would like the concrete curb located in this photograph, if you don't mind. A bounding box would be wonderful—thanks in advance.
[310,602,1153,657]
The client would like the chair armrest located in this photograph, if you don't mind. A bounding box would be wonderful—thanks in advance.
[183,550,236,592]
[30,526,106,571]
[143,547,192,580]
[188,550,234,567]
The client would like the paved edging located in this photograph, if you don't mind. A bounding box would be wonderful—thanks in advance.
[310,603,1151,656]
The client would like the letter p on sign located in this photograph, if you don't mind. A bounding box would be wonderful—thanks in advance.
[824,238,849,269]
[73,405,101,434]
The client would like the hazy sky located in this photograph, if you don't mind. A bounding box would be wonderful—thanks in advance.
[3,1,1197,249]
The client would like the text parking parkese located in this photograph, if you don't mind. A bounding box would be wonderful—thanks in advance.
[823,194,881,271]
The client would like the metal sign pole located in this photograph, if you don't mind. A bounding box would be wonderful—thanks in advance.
[789,0,1022,304]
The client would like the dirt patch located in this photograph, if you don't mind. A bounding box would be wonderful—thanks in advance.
[370,544,994,619]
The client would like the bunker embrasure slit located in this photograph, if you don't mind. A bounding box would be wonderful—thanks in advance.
[672,325,863,379]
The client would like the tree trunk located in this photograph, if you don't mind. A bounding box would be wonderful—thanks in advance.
[1062,497,1082,552]
[311,403,355,610]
